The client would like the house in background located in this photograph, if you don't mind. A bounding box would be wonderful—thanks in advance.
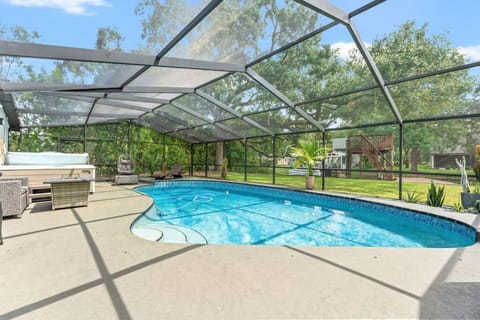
[430,151,473,169]
[430,134,479,169]
[276,157,294,167]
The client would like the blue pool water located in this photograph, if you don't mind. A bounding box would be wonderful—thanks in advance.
[131,180,476,247]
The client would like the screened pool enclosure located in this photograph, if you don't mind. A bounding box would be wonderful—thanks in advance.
[1,0,479,203]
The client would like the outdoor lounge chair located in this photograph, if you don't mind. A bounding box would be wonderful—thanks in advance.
[0,176,29,218]
[153,163,183,180]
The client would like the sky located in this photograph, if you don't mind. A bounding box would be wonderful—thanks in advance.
[0,0,479,62]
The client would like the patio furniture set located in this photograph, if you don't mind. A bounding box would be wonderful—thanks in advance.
[0,153,184,244]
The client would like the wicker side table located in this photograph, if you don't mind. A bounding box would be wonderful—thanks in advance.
[44,178,92,210]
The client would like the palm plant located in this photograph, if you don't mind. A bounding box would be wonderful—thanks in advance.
[290,140,329,176]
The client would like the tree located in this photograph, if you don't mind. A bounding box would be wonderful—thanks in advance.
[346,21,476,171]
[0,25,40,82]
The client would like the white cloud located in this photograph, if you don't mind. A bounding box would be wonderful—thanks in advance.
[330,41,370,61]
[331,42,357,60]
[6,0,110,15]
[458,45,480,62]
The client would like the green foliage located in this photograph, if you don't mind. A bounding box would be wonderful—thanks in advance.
[426,181,446,207]
[453,202,464,213]
[290,139,329,176]
[9,123,190,177]
[349,21,475,171]
[466,200,480,214]
[472,183,480,194]
[0,25,40,83]
[96,27,124,51]
[405,190,422,203]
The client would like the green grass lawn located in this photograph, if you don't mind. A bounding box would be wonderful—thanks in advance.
[221,171,463,207]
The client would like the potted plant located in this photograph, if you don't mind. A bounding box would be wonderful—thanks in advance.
[290,140,329,190]
[457,154,480,209]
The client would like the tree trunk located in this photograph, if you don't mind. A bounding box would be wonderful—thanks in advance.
[215,141,223,171]
[411,149,420,172]
[403,149,410,169]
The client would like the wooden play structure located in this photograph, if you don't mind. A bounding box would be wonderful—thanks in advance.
[346,133,395,180]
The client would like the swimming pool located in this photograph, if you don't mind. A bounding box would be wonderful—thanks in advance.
[131,180,477,247]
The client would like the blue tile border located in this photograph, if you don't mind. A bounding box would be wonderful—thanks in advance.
[139,179,477,245]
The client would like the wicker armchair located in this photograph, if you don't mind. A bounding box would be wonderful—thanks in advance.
[0,176,29,217]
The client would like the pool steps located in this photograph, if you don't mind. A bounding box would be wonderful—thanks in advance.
[132,224,207,244]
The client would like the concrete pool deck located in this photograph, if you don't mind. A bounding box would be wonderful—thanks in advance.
[1,182,479,319]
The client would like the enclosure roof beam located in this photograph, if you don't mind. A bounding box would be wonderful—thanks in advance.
[168,131,204,143]
[21,119,130,129]
[154,0,223,60]
[135,117,174,133]
[246,21,338,68]
[346,22,403,124]
[247,0,384,68]
[95,100,154,113]
[385,60,480,86]
[32,92,96,103]
[195,89,275,136]
[163,125,218,143]
[171,126,213,142]
[34,92,155,113]
[85,97,100,126]
[152,109,193,128]
[0,40,243,72]
[159,119,213,142]
[349,0,386,18]
[170,101,245,140]
[123,86,195,94]
[0,83,121,93]
[246,68,325,132]
[104,94,171,105]
[292,1,403,124]
[16,108,136,120]
[295,59,480,108]
[294,0,349,25]
[119,1,224,91]
[50,91,171,105]
[295,84,378,107]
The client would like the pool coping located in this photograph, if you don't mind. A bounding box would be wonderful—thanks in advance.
[3,182,480,319]
[137,178,480,244]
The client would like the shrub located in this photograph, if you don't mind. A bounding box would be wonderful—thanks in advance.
[426,181,446,207]
[405,190,422,203]
[453,202,464,213]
